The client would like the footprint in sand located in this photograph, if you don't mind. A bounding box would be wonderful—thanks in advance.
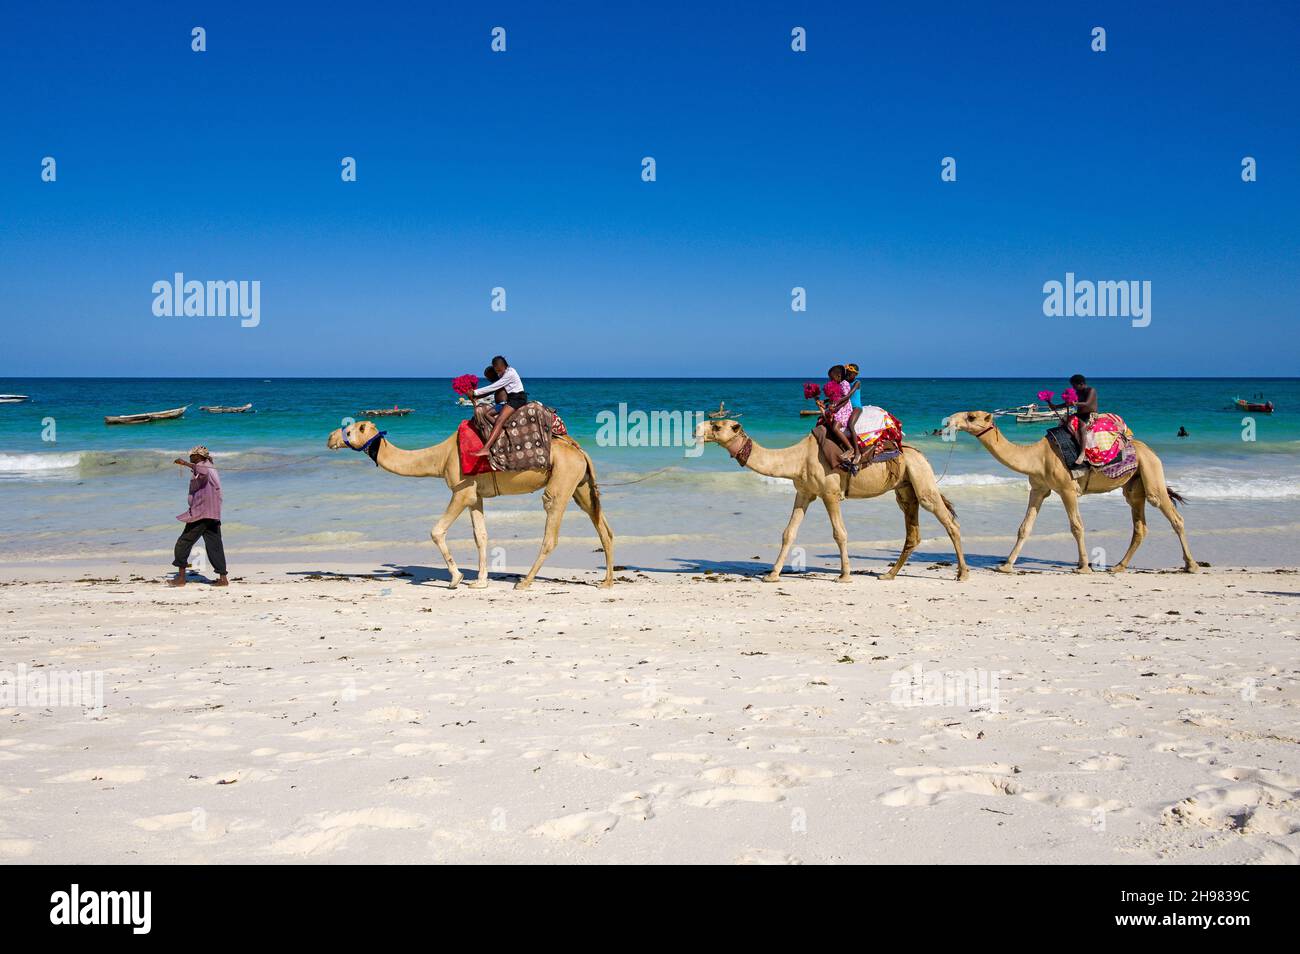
[1162,766,1300,836]
[524,750,626,772]
[528,811,620,841]
[270,808,428,856]
[47,766,153,784]
[736,848,803,865]
[528,790,656,841]
[0,838,36,858]
[879,764,1022,807]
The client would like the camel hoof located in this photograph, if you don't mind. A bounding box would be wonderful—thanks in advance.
[956,569,969,581]
[1073,565,1093,575]
[513,579,532,591]
[762,574,782,584]
[447,572,463,590]
[598,579,614,589]
[1184,562,1201,574]
[1108,564,1127,574]
[995,563,1015,574]
[835,575,853,584]
[879,573,897,582]
[468,578,489,589]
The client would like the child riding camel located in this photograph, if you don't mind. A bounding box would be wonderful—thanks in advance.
[819,365,859,468]
[472,356,527,457]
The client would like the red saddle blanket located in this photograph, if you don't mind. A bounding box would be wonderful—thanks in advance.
[457,420,494,476]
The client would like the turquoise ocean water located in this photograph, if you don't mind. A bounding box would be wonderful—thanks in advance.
[1,377,1296,572]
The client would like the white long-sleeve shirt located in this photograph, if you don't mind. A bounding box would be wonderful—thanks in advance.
[473,367,525,397]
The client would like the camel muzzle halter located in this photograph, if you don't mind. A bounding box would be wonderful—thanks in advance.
[342,428,387,466]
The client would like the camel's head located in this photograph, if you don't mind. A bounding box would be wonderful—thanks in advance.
[695,418,745,447]
[327,420,381,450]
[944,410,997,435]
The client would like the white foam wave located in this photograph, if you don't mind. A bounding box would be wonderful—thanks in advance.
[0,452,83,473]
[1166,477,1300,500]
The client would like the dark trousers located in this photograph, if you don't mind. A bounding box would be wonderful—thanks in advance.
[173,519,227,575]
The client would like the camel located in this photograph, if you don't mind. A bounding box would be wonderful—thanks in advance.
[326,421,614,589]
[945,411,1196,574]
[695,420,968,581]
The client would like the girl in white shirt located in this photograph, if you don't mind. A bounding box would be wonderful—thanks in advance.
[472,356,528,457]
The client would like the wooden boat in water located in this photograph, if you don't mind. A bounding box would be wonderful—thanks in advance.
[0,394,30,404]
[1235,397,1274,413]
[361,407,412,417]
[200,403,254,414]
[994,403,1073,424]
[104,405,188,425]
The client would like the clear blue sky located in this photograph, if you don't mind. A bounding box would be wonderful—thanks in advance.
[1,1,1296,377]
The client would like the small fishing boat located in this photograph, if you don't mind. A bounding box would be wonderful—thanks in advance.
[361,407,412,417]
[200,403,254,414]
[1235,397,1274,413]
[0,394,30,404]
[995,403,1073,424]
[104,405,189,425]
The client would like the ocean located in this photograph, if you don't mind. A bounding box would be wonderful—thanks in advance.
[1,377,1296,574]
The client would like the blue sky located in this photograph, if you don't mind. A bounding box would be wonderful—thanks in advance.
[1,1,1296,377]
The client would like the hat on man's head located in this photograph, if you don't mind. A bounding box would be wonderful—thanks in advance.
[189,445,212,461]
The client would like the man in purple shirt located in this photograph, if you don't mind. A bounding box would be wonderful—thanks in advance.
[169,445,228,587]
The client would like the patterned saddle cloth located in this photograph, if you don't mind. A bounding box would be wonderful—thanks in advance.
[469,402,567,471]
[1047,413,1138,480]
[812,423,903,471]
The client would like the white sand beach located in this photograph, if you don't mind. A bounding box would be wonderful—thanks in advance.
[2,562,1297,864]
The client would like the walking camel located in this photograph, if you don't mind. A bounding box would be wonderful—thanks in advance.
[326,421,615,589]
[695,420,968,581]
[945,411,1196,573]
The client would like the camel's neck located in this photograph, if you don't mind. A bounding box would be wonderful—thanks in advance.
[736,436,809,481]
[374,435,455,477]
[976,427,1041,475]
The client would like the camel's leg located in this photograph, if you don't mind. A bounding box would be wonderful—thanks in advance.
[882,484,920,580]
[915,488,968,580]
[431,490,473,588]
[1111,478,1147,573]
[822,495,853,582]
[1059,489,1091,572]
[468,499,490,588]
[767,490,815,582]
[1148,483,1198,573]
[572,481,615,588]
[517,482,577,590]
[999,484,1050,573]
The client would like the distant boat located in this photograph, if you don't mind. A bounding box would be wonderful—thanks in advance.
[994,403,1073,424]
[1235,397,1274,413]
[361,407,412,417]
[0,394,30,404]
[104,405,189,425]
[200,403,254,414]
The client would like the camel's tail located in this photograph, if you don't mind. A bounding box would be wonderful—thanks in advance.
[1167,488,1186,508]
[941,494,957,518]
[579,445,602,523]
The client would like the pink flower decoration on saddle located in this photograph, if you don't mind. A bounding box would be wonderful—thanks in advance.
[452,374,480,397]
[1062,387,1079,404]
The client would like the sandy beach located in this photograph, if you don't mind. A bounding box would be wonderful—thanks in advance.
[3,561,1297,865]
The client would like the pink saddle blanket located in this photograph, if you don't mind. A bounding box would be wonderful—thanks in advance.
[1068,413,1132,466]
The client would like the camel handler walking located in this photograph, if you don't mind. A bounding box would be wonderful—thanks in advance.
[169,445,228,587]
